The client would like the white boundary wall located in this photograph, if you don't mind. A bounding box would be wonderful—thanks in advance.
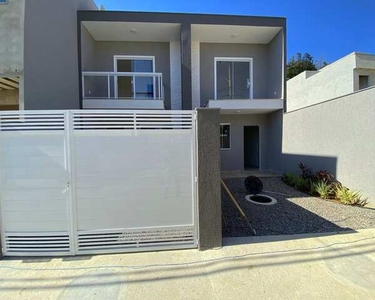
[0,110,198,256]
[283,87,375,204]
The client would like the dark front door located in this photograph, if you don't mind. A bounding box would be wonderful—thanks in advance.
[244,126,260,170]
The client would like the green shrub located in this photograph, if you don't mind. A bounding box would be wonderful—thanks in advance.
[282,172,297,186]
[293,177,310,192]
[312,180,332,199]
[335,186,368,206]
[282,172,310,191]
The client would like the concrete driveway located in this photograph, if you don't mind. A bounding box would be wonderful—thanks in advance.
[1,229,375,300]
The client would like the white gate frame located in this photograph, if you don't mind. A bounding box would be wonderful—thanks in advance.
[0,110,199,256]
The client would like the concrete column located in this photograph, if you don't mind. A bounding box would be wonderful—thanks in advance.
[196,108,221,249]
[180,22,192,110]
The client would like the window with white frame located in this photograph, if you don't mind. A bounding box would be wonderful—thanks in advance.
[220,124,230,150]
[214,58,253,100]
[114,55,156,99]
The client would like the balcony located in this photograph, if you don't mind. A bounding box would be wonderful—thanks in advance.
[82,72,164,110]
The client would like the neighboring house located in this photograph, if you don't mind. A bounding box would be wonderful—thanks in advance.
[284,51,375,204]
[287,52,375,112]
[1,0,286,172]
[0,0,24,110]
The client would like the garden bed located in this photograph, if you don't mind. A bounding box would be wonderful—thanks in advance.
[222,177,375,237]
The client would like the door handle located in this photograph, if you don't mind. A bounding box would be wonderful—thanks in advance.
[247,78,251,88]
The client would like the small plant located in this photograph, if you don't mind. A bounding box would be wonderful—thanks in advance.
[298,162,314,180]
[335,185,368,206]
[293,177,310,192]
[282,172,310,191]
[282,172,296,186]
[312,180,332,199]
[314,170,334,183]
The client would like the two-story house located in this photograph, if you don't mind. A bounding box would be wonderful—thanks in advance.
[1,0,286,173]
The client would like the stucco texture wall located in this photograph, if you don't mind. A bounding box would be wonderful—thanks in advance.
[24,0,96,109]
[220,114,268,171]
[287,54,356,112]
[0,0,24,75]
[199,40,283,106]
[219,111,284,171]
[282,87,375,204]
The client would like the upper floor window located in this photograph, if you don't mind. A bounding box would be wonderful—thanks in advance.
[114,55,156,99]
[214,58,253,100]
[359,75,369,90]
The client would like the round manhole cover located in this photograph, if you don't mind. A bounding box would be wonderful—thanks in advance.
[244,176,263,195]
[245,194,277,206]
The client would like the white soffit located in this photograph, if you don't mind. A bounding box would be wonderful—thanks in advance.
[192,24,282,44]
[82,21,181,42]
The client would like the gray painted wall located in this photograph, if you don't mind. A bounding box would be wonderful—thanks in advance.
[200,43,269,106]
[87,41,172,109]
[220,114,269,171]
[281,87,375,204]
[199,39,284,106]
[81,25,96,71]
[24,0,96,109]
[265,110,283,171]
[267,30,283,99]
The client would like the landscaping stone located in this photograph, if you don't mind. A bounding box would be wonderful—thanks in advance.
[222,177,375,237]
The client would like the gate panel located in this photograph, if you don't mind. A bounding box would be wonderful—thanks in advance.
[0,110,198,256]
[71,111,197,254]
[0,112,71,256]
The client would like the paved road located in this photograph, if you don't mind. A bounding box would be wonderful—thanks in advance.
[1,229,375,299]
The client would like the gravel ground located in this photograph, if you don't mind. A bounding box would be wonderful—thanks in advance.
[222,177,375,237]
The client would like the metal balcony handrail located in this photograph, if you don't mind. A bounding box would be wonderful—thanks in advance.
[82,71,163,77]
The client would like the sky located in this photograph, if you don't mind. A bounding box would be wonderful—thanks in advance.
[93,0,375,64]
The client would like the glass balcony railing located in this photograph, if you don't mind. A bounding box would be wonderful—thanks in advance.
[82,72,164,101]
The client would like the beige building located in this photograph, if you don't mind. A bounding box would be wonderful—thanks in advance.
[287,52,375,112]
[0,0,25,110]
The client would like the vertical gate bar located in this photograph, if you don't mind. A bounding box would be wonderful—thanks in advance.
[0,112,7,256]
[192,110,199,247]
[64,111,78,255]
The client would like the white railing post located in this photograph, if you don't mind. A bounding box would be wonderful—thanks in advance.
[161,76,164,100]
[132,75,136,99]
[153,75,156,100]
[107,73,110,99]
[114,74,118,99]
[82,74,85,99]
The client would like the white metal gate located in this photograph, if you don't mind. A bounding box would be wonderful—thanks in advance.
[0,110,197,256]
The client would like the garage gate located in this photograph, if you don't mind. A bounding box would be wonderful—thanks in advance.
[0,110,198,256]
